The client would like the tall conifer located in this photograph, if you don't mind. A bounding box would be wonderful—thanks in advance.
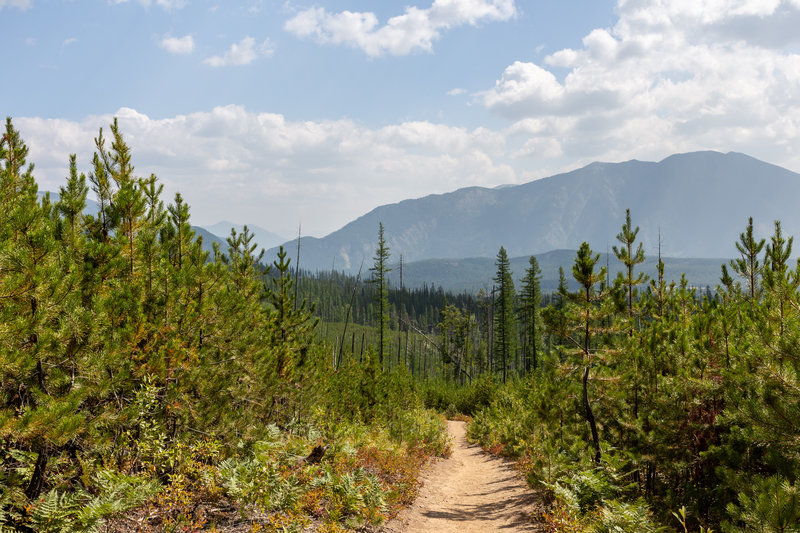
[519,256,542,372]
[370,223,391,366]
[613,208,647,331]
[571,242,607,464]
[731,217,765,301]
[493,246,516,383]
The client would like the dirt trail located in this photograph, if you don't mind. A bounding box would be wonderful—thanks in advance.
[382,420,544,533]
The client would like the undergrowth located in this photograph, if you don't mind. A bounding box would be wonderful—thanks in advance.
[97,407,448,532]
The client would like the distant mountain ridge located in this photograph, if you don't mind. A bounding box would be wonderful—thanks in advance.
[268,151,800,273]
[200,221,286,253]
[40,191,228,256]
[389,251,727,294]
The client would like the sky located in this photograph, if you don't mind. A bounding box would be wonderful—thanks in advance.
[3,0,800,239]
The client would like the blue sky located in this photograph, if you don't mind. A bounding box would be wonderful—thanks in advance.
[3,0,800,239]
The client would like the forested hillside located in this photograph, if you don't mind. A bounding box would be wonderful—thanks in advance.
[385,250,726,293]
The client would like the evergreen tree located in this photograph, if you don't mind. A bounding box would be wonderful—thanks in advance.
[648,233,671,318]
[542,266,569,347]
[519,255,542,372]
[613,208,647,331]
[570,242,607,464]
[493,246,516,383]
[370,223,391,366]
[0,119,87,499]
[730,216,765,301]
[761,220,796,353]
[267,246,318,378]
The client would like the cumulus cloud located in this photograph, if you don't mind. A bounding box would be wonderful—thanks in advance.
[62,37,78,46]
[15,106,515,237]
[479,0,800,171]
[0,0,31,9]
[160,34,194,55]
[203,37,274,67]
[284,0,516,56]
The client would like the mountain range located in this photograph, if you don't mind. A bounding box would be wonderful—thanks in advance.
[201,221,286,253]
[267,151,800,274]
[39,191,231,257]
[40,150,799,293]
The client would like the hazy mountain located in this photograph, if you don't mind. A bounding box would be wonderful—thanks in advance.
[192,227,228,255]
[388,250,726,294]
[201,221,286,253]
[40,191,226,256]
[38,191,100,215]
[270,151,800,273]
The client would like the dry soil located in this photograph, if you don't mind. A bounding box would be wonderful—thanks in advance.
[382,420,545,533]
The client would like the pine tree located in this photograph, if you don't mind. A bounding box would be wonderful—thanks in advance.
[0,119,87,499]
[493,246,516,383]
[648,231,671,318]
[267,246,318,378]
[730,216,765,301]
[761,220,796,354]
[519,256,542,372]
[570,242,607,464]
[543,266,569,348]
[370,223,391,367]
[613,208,647,331]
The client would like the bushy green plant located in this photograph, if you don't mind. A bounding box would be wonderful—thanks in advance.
[724,475,800,532]
[25,471,160,533]
[589,499,662,533]
[458,373,497,415]
[551,469,620,515]
[390,408,451,457]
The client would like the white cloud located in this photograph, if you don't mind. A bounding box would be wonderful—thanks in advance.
[284,0,517,57]
[0,0,31,9]
[112,0,187,10]
[62,37,78,46]
[15,106,515,237]
[479,0,800,170]
[203,37,273,67]
[447,88,467,96]
[160,34,194,55]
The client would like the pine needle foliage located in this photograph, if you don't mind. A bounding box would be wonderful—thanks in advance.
[0,118,448,532]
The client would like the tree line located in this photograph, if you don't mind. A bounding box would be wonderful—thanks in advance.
[0,118,453,531]
[343,207,800,531]
[463,211,800,531]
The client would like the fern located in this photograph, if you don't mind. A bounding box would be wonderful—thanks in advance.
[78,469,160,526]
[590,499,662,533]
[29,490,86,533]
[334,472,364,514]
[270,478,302,511]
[25,470,160,533]
[360,473,386,512]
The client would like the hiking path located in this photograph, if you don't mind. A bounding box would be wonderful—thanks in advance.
[382,420,545,532]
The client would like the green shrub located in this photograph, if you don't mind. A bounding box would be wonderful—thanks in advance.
[724,475,800,532]
[590,499,662,533]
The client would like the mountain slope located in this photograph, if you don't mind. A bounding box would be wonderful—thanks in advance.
[271,151,800,273]
[41,191,227,257]
[201,221,286,252]
[388,251,726,294]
